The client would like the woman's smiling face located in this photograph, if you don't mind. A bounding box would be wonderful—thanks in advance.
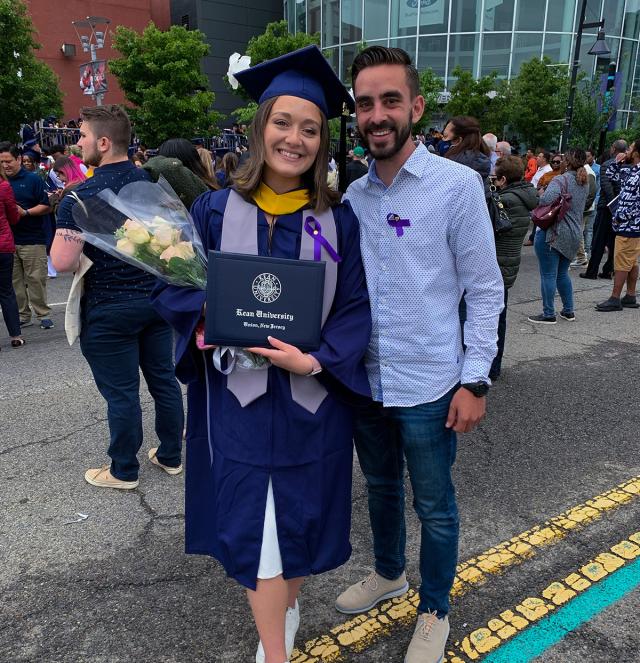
[262,95,322,191]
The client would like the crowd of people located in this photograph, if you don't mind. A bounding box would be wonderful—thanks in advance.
[2,43,639,663]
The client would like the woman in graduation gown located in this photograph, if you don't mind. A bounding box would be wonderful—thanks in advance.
[151,46,371,663]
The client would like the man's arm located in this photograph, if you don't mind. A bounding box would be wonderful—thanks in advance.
[16,203,50,217]
[51,228,85,273]
[50,194,85,273]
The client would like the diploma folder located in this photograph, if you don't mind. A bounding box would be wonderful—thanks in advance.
[205,251,325,351]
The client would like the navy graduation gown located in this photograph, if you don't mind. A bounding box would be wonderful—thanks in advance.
[151,187,371,589]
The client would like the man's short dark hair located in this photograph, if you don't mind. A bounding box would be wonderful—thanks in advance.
[351,46,420,98]
[0,143,20,159]
[612,139,628,154]
[539,150,551,163]
[48,144,66,156]
[80,104,131,155]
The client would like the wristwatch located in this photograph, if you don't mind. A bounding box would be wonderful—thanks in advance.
[461,381,490,397]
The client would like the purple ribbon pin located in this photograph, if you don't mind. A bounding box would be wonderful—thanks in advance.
[387,213,411,237]
[304,216,342,262]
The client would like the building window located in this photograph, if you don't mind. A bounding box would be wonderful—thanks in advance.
[481,32,512,78]
[515,0,546,32]
[451,0,482,33]
[483,0,515,32]
[419,0,450,36]
[510,32,543,76]
[545,0,575,33]
[342,0,363,42]
[323,0,341,46]
[364,0,389,41]
[181,14,190,30]
[418,34,448,78]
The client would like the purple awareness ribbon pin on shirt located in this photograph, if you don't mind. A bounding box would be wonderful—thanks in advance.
[304,216,342,262]
[387,213,411,237]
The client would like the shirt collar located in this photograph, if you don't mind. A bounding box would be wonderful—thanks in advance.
[367,142,429,189]
[94,160,135,175]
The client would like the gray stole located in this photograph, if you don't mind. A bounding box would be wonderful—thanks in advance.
[219,190,338,414]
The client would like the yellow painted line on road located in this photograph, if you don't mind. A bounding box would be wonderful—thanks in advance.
[290,475,640,662]
[448,531,640,662]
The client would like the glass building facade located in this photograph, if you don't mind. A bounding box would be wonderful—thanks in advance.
[285,0,640,127]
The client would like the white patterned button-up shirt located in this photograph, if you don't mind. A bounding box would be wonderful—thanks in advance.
[345,143,504,407]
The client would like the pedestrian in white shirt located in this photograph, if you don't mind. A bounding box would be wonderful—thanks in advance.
[531,150,553,189]
[335,46,504,663]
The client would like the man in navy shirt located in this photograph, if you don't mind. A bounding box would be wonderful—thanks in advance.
[51,105,184,490]
[0,143,53,328]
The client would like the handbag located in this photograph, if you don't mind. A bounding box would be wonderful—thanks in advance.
[531,175,572,230]
[487,183,512,234]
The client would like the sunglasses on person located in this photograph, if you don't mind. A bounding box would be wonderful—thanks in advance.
[551,160,561,165]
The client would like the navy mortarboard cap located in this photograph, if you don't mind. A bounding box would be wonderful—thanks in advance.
[234,45,354,120]
[22,149,41,161]
[23,138,38,148]
[191,137,205,146]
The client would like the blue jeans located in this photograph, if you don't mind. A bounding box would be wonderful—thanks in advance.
[353,387,459,617]
[490,287,508,378]
[534,230,574,318]
[80,299,184,481]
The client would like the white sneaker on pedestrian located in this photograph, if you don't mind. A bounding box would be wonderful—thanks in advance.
[255,600,300,663]
[404,611,450,663]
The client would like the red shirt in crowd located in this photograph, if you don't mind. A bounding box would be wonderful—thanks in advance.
[0,180,20,253]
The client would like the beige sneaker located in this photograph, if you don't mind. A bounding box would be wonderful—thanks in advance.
[404,611,449,663]
[335,571,409,614]
[148,448,183,475]
[84,465,139,490]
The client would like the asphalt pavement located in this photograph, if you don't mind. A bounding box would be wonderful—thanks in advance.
[1,248,639,663]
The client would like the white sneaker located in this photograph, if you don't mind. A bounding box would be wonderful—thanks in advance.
[255,600,300,663]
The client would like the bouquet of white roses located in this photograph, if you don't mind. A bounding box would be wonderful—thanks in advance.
[71,177,268,370]
[71,176,206,289]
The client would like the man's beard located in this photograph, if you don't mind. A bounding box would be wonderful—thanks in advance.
[360,112,413,161]
[82,143,102,168]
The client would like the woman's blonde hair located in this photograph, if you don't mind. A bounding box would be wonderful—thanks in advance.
[198,146,216,183]
[232,97,340,212]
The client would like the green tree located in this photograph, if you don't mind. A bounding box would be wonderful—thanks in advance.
[414,68,444,132]
[503,57,568,149]
[445,66,500,120]
[231,20,320,122]
[245,20,319,68]
[570,77,607,150]
[0,0,62,141]
[109,23,221,146]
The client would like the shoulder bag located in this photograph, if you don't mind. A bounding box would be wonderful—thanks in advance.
[531,175,572,230]
[487,182,512,235]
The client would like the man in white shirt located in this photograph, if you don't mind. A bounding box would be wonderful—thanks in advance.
[531,150,552,189]
[335,46,504,663]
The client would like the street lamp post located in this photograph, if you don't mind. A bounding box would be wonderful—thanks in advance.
[560,0,611,153]
[72,16,111,106]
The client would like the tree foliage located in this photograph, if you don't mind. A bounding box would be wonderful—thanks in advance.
[414,68,444,132]
[0,0,62,141]
[501,58,568,149]
[231,20,320,121]
[445,66,500,120]
[109,23,221,146]
[231,19,319,123]
[245,20,320,67]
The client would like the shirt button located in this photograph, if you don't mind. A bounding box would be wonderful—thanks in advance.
[381,263,387,271]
